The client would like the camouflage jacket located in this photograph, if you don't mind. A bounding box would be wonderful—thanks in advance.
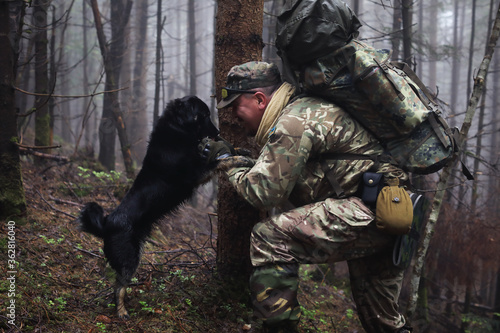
[227,96,407,211]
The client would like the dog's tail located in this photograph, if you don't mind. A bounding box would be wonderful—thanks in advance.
[78,202,106,238]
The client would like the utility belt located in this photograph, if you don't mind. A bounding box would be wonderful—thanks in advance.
[317,154,413,235]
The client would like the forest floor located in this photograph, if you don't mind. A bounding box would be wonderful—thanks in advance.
[3,158,498,333]
[1,159,365,333]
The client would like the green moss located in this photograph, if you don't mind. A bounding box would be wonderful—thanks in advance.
[0,153,26,220]
[35,111,51,147]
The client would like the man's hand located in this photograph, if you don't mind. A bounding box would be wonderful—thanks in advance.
[198,137,235,164]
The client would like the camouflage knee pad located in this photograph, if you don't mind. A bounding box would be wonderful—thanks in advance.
[249,264,301,327]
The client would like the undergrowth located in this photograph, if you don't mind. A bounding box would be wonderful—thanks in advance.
[1,160,364,332]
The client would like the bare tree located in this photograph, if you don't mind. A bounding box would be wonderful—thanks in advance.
[391,0,402,61]
[0,1,27,220]
[33,0,52,162]
[188,0,197,96]
[401,0,413,64]
[153,0,163,127]
[91,0,135,178]
[128,0,149,163]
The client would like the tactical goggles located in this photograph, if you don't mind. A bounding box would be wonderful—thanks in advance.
[221,87,256,99]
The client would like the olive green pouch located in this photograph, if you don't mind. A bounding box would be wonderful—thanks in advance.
[375,178,413,235]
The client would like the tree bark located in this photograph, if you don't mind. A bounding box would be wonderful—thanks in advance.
[188,0,197,96]
[214,0,265,279]
[391,0,402,61]
[401,0,413,65]
[427,0,438,94]
[129,0,149,164]
[91,0,135,178]
[33,0,52,163]
[406,2,500,319]
[153,0,163,127]
[0,1,27,220]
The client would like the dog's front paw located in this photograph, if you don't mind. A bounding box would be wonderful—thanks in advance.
[216,155,255,172]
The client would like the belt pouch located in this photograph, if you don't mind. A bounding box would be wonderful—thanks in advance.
[361,172,384,205]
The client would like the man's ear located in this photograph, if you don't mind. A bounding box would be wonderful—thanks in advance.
[253,91,268,110]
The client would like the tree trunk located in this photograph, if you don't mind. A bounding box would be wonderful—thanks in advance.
[406,2,500,319]
[351,0,360,15]
[0,1,27,220]
[82,0,92,152]
[49,6,56,149]
[391,0,402,61]
[129,0,149,164]
[153,0,163,128]
[33,0,52,162]
[427,0,438,94]
[458,0,477,213]
[416,0,423,77]
[401,0,413,65]
[214,0,265,279]
[92,0,135,178]
[494,266,500,324]
[188,0,197,96]
[461,5,496,331]
[489,21,500,218]
[450,0,462,125]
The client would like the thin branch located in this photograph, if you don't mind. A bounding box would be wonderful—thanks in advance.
[14,85,129,99]
[19,147,70,162]
[15,142,61,150]
[35,188,76,219]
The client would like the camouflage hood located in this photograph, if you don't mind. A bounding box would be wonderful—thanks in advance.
[275,0,361,67]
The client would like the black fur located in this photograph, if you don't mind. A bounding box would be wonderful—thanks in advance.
[77,96,219,319]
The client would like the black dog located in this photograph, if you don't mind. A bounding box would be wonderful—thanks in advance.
[77,96,220,319]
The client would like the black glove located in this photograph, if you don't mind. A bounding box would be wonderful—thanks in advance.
[198,137,235,164]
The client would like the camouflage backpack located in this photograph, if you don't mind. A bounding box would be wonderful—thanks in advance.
[276,0,459,174]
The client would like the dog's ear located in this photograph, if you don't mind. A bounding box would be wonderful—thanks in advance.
[185,96,219,139]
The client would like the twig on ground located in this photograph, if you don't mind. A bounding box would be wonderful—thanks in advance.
[49,195,85,208]
[74,246,103,259]
[35,188,76,219]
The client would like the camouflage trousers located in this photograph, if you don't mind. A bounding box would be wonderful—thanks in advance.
[249,197,406,332]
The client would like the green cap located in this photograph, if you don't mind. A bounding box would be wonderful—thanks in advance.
[217,61,282,109]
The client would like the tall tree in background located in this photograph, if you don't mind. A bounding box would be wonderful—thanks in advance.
[401,0,413,64]
[391,0,402,61]
[214,0,265,280]
[351,0,360,14]
[450,0,463,127]
[127,0,149,163]
[427,0,438,93]
[92,0,134,177]
[0,1,27,220]
[188,0,197,96]
[153,0,163,127]
[33,0,52,161]
[135,0,149,161]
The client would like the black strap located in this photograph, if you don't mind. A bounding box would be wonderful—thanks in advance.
[375,58,405,101]
[427,112,450,148]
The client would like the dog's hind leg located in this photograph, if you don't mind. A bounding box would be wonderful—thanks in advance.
[115,274,132,319]
[104,234,142,319]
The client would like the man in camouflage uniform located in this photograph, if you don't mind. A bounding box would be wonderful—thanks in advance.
[203,61,412,333]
